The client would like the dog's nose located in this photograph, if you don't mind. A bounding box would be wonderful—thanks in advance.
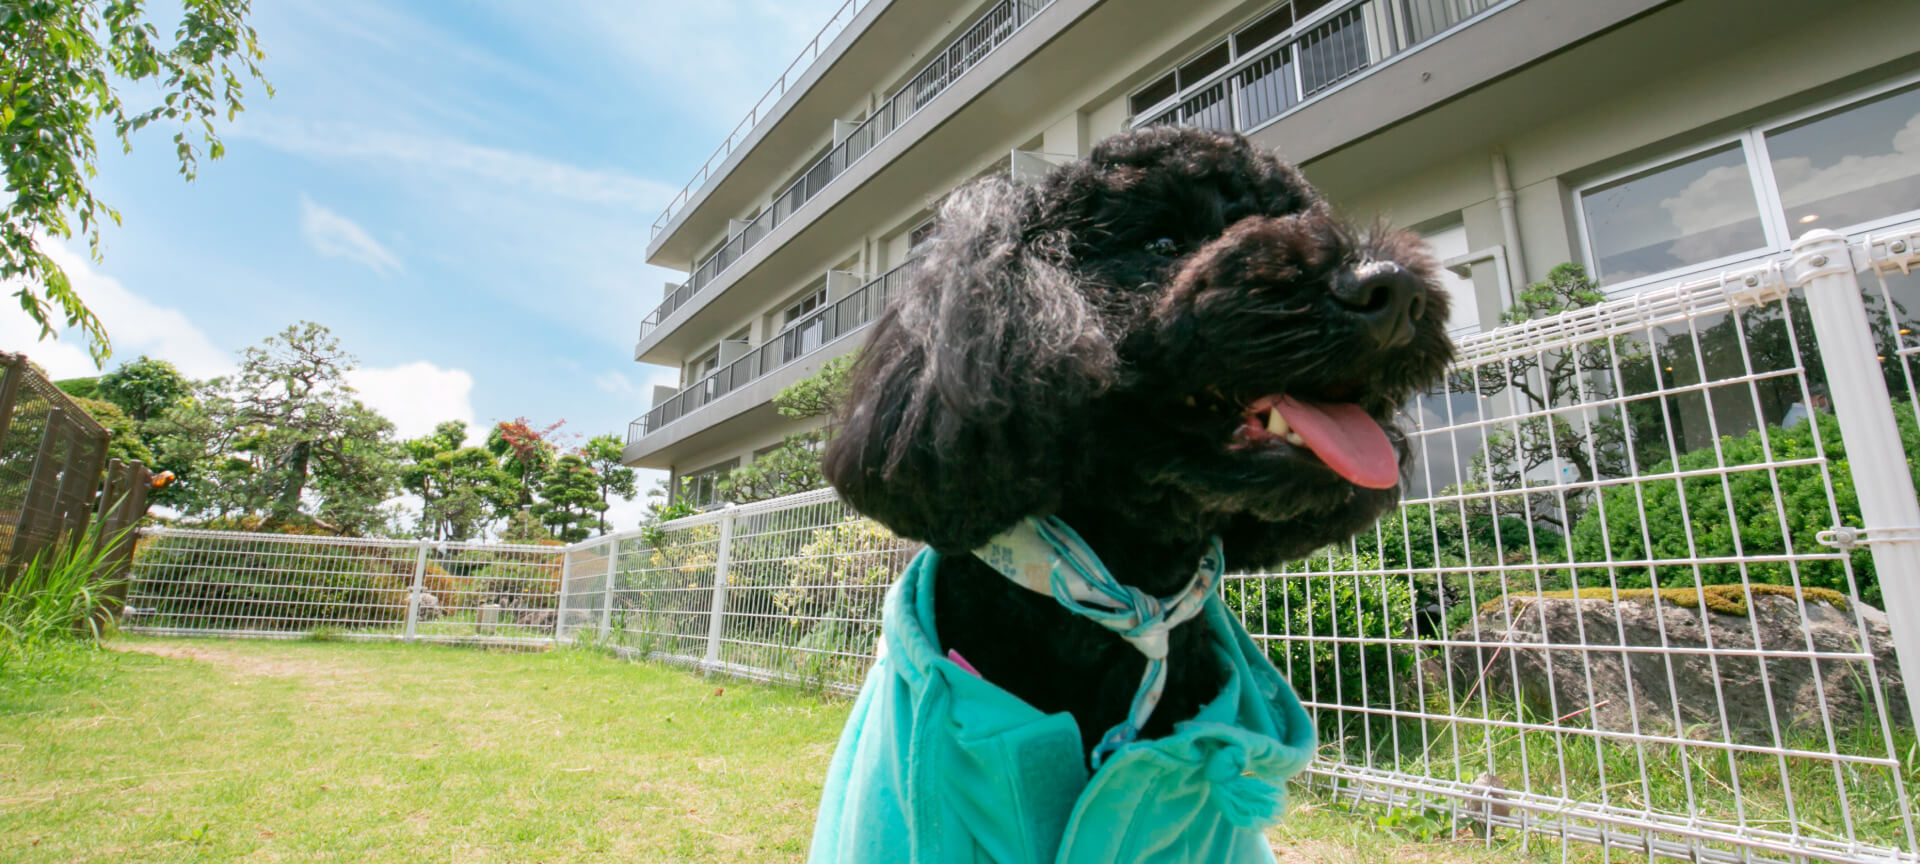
[1331,262,1426,348]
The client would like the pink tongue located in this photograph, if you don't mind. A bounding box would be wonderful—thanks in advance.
[1273,397,1400,490]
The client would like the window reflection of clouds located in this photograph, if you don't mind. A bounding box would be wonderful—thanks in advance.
[1582,145,1767,285]
[1580,81,1920,289]
[1769,86,1920,232]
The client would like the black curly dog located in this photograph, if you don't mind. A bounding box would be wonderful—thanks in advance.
[823,127,1456,756]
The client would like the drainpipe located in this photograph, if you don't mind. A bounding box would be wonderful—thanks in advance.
[1491,147,1530,289]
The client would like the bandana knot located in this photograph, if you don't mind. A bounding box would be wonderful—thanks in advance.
[972,515,1225,768]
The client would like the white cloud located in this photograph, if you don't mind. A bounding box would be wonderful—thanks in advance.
[595,370,634,394]
[1,241,231,380]
[247,120,676,214]
[300,195,404,276]
[346,361,476,440]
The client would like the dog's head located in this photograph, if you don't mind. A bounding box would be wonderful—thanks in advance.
[824,127,1454,572]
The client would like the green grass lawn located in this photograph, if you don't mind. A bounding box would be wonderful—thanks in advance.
[2,638,843,862]
[0,637,1614,863]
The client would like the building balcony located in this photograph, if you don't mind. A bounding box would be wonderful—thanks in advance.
[635,0,1548,366]
[649,0,881,242]
[1128,0,1507,135]
[636,0,1055,347]
[626,258,920,457]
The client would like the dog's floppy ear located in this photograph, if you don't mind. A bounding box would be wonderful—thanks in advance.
[824,176,1114,554]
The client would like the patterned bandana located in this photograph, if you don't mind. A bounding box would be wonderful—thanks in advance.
[972,515,1226,768]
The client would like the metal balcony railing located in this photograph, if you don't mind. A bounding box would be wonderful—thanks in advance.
[1133,0,1502,132]
[627,258,922,447]
[637,0,1054,343]
[650,0,876,241]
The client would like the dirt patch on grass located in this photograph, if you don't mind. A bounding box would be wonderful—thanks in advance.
[110,641,357,686]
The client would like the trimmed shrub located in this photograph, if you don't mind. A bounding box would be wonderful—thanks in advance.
[1567,407,1919,608]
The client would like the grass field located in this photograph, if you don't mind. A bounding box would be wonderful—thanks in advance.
[1,637,1625,863]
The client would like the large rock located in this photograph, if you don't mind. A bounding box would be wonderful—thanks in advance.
[1448,589,1908,742]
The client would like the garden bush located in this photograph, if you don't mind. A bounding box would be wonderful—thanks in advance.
[1567,406,1919,608]
[774,518,906,625]
[1225,551,1417,747]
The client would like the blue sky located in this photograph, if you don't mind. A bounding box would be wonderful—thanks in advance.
[6,0,847,525]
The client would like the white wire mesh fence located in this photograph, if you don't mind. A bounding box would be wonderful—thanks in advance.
[559,489,908,694]
[125,529,566,644]
[120,226,1920,861]
[1229,227,1919,863]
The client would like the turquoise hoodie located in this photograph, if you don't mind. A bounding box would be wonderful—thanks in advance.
[807,548,1316,864]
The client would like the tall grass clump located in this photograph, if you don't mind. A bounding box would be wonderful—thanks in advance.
[0,519,133,675]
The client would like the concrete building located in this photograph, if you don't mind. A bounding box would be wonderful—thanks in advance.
[625,0,1920,507]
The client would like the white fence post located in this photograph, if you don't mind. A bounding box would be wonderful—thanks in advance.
[1793,228,1920,727]
[704,504,737,670]
[555,544,573,644]
[600,537,621,639]
[403,539,429,643]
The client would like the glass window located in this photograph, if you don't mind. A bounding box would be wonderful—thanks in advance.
[1293,0,1332,20]
[1130,73,1176,116]
[1177,43,1231,90]
[692,348,720,379]
[908,220,937,254]
[1766,83,1920,233]
[1580,143,1769,286]
[784,288,826,326]
[679,460,736,510]
[1235,4,1295,56]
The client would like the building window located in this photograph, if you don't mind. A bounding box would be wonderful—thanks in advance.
[678,459,737,511]
[1177,42,1231,90]
[1764,83,1920,233]
[690,347,720,381]
[1130,73,1177,117]
[781,285,831,363]
[1232,5,1294,55]
[1579,142,1769,287]
[908,219,938,254]
[783,288,827,326]
[1576,78,1920,290]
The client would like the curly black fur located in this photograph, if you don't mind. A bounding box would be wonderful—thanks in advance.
[824,127,1455,755]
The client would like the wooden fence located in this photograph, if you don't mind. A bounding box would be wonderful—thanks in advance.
[0,352,151,587]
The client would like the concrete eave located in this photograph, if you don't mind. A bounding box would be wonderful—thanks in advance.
[1249,0,1678,169]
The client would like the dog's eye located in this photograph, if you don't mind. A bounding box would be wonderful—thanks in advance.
[1145,237,1179,257]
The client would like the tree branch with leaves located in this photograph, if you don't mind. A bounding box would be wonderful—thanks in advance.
[2,0,271,363]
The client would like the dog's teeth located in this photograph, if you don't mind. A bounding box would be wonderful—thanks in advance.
[1266,410,1291,437]
[1285,432,1305,446]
